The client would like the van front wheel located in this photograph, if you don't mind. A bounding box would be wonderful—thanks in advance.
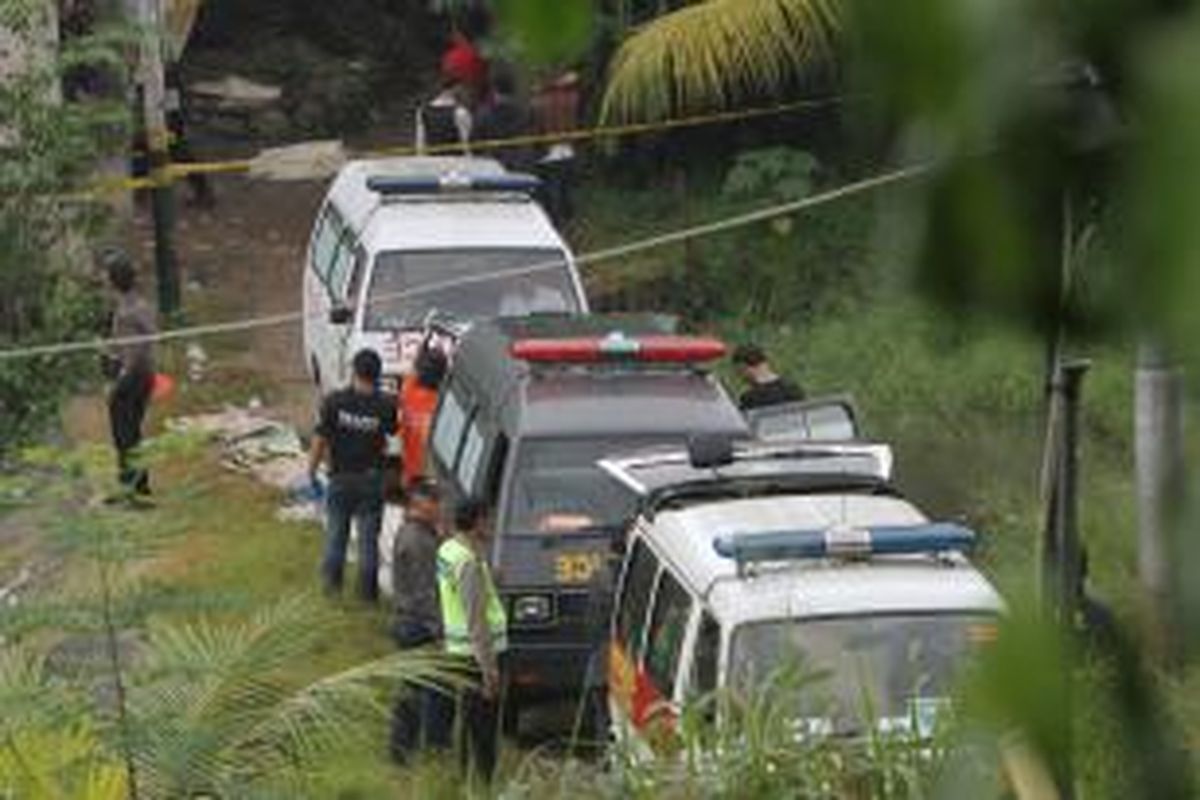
[501,690,521,738]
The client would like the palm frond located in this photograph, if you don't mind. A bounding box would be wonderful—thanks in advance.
[0,650,125,800]
[123,594,471,794]
[601,0,843,122]
[0,728,128,800]
[129,595,330,793]
[233,648,472,767]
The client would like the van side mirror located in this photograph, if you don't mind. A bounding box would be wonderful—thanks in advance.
[329,306,353,325]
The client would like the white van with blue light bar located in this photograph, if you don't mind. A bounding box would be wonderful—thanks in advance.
[599,439,1004,759]
[301,156,588,394]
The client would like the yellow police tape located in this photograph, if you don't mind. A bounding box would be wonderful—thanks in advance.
[78,96,843,197]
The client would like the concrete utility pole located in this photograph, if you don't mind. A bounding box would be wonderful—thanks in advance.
[136,0,179,316]
[1135,339,1184,665]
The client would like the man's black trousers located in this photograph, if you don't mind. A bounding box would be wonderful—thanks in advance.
[108,370,152,490]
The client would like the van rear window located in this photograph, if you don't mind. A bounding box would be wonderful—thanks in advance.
[364,249,579,330]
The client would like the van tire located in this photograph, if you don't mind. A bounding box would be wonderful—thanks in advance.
[501,692,521,738]
[584,687,611,749]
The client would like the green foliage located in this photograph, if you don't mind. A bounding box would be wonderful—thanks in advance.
[505,670,994,799]
[0,440,469,799]
[723,146,818,201]
[127,598,463,796]
[0,14,128,454]
[1124,11,1200,368]
[601,0,842,122]
[495,0,594,67]
[692,147,873,323]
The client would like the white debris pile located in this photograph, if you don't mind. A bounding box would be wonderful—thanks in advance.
[249,140,347,182]
[185,343,208,383]
[166,406,322,523]
[0,565,32,609]
[191,75,283,108]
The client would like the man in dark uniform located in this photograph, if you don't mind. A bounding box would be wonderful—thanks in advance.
[307,349,397,602]
[732,343,805,411]
[101,249,157,501]
[388,479,443,763]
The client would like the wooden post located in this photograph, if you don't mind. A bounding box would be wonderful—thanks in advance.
[136,0,179,316]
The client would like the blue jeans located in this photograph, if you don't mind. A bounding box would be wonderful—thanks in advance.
[321,471,383,600]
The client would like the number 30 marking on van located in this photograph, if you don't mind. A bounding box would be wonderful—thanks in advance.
[555,553,604,584]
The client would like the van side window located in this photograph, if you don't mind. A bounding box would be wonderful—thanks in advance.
[482,434,508,505]
[644,569,692,697]
[345,246,367,309]
[311,206,341,282]
[615,538,659,658]
[690,612,720,698]
[457,417,486,491]
[431,390,469,473]
[328,232,357,297]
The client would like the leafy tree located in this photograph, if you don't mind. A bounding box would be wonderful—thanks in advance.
[0,1,127,453]
[601,0,841,121]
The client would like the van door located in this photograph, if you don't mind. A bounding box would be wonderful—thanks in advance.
[428,381,473,496]
[745,395,863,442]
[306,204,347,390]
[638,567,693,746]
[322,226,360,389]
[303,202,334,383]
[685,610,720,722]
[609,536,660,745]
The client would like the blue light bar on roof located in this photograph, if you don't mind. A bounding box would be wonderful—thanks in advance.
[366,172,542,195]
[712,522,977,564]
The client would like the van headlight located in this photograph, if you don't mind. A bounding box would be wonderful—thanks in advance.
[511,594,554,625]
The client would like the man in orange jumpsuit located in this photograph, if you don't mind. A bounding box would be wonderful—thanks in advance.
[399,346,449,489]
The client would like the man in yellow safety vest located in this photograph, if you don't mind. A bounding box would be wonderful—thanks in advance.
[433,498,508,781]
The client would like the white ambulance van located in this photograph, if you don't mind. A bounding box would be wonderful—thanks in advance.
[301,156,588,393]
[599,439,1004,757]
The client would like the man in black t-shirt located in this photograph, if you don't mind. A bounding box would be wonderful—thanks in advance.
[308,349,397,601]
[732,343,805,411]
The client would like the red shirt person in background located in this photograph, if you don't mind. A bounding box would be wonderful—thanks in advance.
[441,31,488,107]
[399,346,449,489]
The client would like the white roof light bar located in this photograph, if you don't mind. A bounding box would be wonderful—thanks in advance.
[366,172,542,195]
[713,522,977,564]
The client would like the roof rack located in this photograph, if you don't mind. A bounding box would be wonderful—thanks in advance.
[645,472,894,519]
[713,522,976,574]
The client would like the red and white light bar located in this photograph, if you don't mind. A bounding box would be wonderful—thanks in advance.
[510,332,727,364]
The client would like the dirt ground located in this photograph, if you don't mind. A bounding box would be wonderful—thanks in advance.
[148,173,326,427]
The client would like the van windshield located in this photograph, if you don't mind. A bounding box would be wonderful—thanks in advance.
[729,613,998,736]
[364,248,579,330]
[505,437,668,534]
